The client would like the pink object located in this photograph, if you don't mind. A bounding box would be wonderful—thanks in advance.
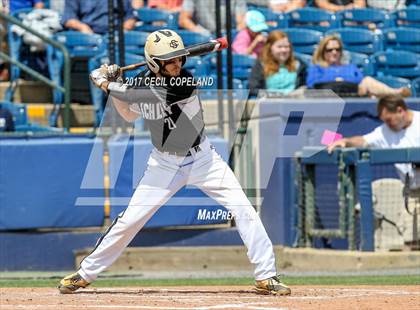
[321,130,343,146]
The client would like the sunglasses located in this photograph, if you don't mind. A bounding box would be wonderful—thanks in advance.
[325,47,342,53]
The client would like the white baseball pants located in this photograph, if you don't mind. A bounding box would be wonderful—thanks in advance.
[79,139,277,282]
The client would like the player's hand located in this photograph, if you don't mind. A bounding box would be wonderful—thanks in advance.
[90,64,122,93]
[327,139,347,154]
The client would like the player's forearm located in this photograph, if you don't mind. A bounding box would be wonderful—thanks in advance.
[111,97,139,122]
[343,136,367,148]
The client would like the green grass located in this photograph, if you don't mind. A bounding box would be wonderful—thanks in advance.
[0,275,419,288]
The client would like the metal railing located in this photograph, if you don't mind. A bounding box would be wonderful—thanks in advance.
[0,11,71,130]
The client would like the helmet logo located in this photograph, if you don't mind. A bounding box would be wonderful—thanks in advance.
[154,34,161,43]
[158,30,173,37]
[169,40,179,49]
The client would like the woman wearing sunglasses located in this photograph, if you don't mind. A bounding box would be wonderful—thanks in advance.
[307,35,411,97]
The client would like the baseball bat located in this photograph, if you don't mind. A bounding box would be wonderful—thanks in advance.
[120,37,228,72]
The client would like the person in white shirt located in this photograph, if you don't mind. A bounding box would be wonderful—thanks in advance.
[328,95,420,245]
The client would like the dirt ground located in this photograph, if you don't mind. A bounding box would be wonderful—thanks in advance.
[1,285,419,310]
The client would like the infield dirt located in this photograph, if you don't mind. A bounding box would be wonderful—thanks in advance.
[1,285,419,309]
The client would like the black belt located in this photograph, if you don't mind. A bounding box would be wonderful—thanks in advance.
[164,144,202,157]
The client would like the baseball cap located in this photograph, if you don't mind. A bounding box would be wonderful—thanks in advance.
[245,10,269,33]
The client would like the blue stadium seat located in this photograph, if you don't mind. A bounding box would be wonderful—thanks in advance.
[283,29,323,55]
[337,8,394,29]
[370,51,420,79]
[0,101,28,126]
[383,27,420,53]
[135,8,178,31]
[175,30,211,47]
[343,51,373,75]
[200,52,256,82]
[375,76,413,97]
[198,74,244,99]
[88,52,145,126]
[254,7,288,30]
[412,77,420,97]
[46,31,103,108]
[183,56,204,76]
[394,7,420,28]
[294,52,312,66]
[123,31,149,55]
[287,8,339,32]
[326,28,382,55]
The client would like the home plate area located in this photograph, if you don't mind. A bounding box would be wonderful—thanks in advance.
[1,286,420,310]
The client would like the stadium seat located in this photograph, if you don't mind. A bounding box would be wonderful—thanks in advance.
[88,52,145,126]
[283,29,323,55]
[394,7,420,28]
[46,31,103,107]
[370,51,420,79]
[175,30,211,47]
[326,28,382,55]
[200,52,256,83]
[254,7,288,30]
[287,8,339,32]
[294,52,312,66]
[343,51,373,75]
[198,74,244,99]
[337,8,394,30]
[135,8,178,32]
[383,28,420,53]
[0,101,28,126]
[412,77,420,97]
[375,76,413,97]
[123,31,149,55]
[183,56,204,76]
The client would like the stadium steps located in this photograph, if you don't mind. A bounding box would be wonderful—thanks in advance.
[0,80,95,128]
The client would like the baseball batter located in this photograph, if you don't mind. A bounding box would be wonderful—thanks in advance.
[58,30,290,296]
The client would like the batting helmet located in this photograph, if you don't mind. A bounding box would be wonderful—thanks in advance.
[144,29,189,74]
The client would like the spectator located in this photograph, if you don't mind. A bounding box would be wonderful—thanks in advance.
[269,0,306,13]
[132,0,144,9]
[327,95,420,244]
[249,30,307,96]
[0,105,15,132]
[179,0,247,36]
[367,0,406,11]
[232,10,268,57]
[315,0,366,12]
[148,0,183,12]
[307,35,411,97]
[9,0,44,14]
[62,0,137,35]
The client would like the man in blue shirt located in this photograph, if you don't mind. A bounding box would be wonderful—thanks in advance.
[61,0,137,35]
[0,106,15,132]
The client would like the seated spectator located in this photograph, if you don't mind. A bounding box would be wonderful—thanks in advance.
[232,10,268,57]
[315,0,365,12]
[367,0,406,11]
[148,0,183,12]
[179,0,247,36]
[0,105,15,132]
[249,30,307,96]
[9,0,44,13]
[62,0,137,35]
[132,0,144,9]
[307,35,411,97]
[269,0,306,13]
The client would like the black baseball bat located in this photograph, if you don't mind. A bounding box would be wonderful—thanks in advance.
[120,37,228,72]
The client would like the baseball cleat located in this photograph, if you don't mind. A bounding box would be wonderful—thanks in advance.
[58,272,90,294]
[255,275,291,296]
